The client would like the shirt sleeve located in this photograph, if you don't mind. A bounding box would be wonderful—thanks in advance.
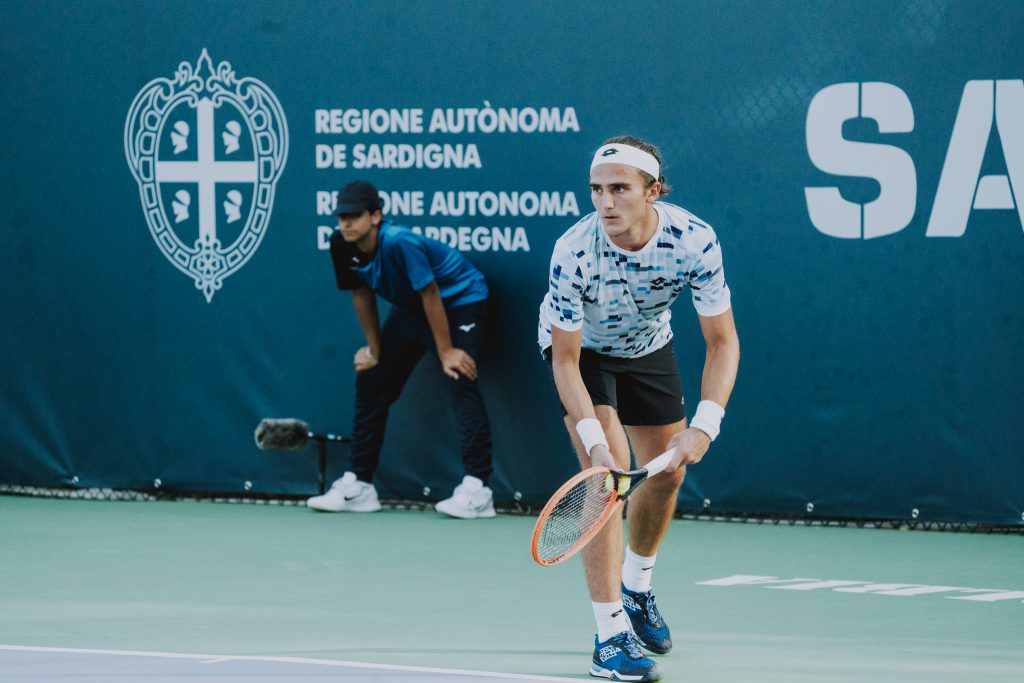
[688,227,732,317]
[392,233,436,292]
[540,241,587,332]
[328,230,368,291]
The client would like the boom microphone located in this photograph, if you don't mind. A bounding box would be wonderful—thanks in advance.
[254,418,352,494]
[254,418,312,451]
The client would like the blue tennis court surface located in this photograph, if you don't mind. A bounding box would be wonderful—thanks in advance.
[0,646,580,682]
[2,497,1021,682]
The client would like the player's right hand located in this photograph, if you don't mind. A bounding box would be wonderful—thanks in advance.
[588,443,616,470]
[354,346,378,372]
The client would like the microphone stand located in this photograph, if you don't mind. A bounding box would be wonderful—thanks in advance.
[310,432,352,494]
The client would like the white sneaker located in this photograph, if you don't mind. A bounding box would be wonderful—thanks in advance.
[435,475,496,519]
[306,472,381,512]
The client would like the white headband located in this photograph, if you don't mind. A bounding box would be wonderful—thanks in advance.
[590,143,661,180]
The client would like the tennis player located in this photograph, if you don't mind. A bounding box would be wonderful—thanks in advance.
[307,179,496,519]
[538,136,740,681]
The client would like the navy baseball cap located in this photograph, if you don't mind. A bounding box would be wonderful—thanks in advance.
[333,180,382,216]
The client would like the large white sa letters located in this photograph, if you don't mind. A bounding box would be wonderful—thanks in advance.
[806,80,1024,239]
[927,80,1024,236]
[806,82,916,239]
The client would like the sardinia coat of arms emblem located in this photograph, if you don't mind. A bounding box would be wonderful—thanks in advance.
[125,49,288,301]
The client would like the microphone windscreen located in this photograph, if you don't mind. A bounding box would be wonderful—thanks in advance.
[255,418,311,451]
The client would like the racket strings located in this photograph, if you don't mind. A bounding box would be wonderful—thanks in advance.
[535,473,615,564]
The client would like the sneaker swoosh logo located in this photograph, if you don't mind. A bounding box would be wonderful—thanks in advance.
[458,323,476,332]
[344,495,360,501]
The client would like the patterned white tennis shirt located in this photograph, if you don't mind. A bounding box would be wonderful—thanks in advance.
[538,201,731,358]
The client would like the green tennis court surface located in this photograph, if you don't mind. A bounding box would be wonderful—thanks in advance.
[1,495,1021,681]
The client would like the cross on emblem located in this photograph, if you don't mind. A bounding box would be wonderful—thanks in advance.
[157,99,258,246]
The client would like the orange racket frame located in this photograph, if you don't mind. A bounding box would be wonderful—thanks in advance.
[530,448,676,567]
[530,465,622,567]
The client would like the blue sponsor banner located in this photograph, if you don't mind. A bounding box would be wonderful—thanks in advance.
[1,1,1021,524]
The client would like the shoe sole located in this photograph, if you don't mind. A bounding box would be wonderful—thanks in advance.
[434,502,496,519]
[589,663,661,682]
[306,501,382,512]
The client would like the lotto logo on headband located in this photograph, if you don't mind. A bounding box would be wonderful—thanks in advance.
[591,143,660,179]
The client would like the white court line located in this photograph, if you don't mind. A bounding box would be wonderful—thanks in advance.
[0,644,581,681]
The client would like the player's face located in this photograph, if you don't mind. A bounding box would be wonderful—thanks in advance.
[337,209,379,245]
[589,164,659,243]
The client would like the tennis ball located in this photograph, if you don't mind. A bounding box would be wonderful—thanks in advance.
[617,477,630,496]
[604,473,616,492]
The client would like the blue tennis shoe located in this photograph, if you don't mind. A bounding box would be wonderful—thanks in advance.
[622,586,672,654]
[590,630,662,681]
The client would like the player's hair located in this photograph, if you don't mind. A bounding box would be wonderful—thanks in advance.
[602,135,671,196]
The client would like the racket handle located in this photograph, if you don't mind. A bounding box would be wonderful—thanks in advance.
[642,448,676,477]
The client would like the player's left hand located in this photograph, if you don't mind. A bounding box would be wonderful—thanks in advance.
[354,345,379,372]
[440,348,477,381]
[665,428,712,472]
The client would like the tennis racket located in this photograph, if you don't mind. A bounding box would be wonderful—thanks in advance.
[530,448,676,567]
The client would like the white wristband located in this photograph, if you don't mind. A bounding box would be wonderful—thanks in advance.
[690,400,725,441]
[575,418,609,455]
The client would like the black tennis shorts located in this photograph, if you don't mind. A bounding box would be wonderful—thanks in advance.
[544,343,686,426]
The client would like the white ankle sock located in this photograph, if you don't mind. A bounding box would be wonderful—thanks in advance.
[593,600,629,642]
[622,546,656,593]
